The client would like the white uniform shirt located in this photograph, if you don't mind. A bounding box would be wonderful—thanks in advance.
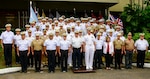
[25,30,29,37]
[70,32,75,38]
[54,36,62,42]
[63,24,69,31]
[135,39,149,51]
[66,34,72,43]
[84,34,95,45]
[41,23,46,30]
[113,31,120,37]
[109,36,115,42]
[69,22,76,27]
[47,29,55,35]
[36,22,42,27]
[106,25,110,30]
[80,23,87,35]
[14,34,21,45]
[34,31,43,36]
[95,38,104,50]
[29,26,36,32]
[72,36,83,48]
[55,26,60,30]
[1,31,14,44]
[25,36,35,46]
[29,26,36,36]
[96,36,105,42]
[44,39,59,50]
[59,39,71,50]
[17,39,30,51]
[75,26,82,31]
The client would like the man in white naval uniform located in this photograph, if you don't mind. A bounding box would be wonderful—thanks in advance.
[53,30,62,67]
[135,33,149,68]
[17,32,30,73]
[29,22,36,36]
[14,28,21,64]
[44,33,60,73]
[83,27,96,70]
[1,24,14,67]
[26,30,35,67]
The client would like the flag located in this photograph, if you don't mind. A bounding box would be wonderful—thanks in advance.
[34,7,40,17]
[29,1,38,23]
[84,10,88,18]
[116,18,123,27]
[108,14,115,23]
[42,9,46,18]
[56,11,61,19]
[91,10,96,18]
[108,14,123,27]
[98,11,103,19]
[49,9,54,18]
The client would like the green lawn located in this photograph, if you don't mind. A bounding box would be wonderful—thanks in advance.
[0,46,20,69]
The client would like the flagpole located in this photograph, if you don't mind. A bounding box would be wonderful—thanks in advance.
[25,11,28,25]
[18,11,20,28]
[22,11,24,27]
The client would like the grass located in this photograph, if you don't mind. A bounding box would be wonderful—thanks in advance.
[133,52,150,63]
[0,46,20,69]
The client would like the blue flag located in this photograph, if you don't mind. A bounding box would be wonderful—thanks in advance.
[29,1,38,23]
[56,11,61,19]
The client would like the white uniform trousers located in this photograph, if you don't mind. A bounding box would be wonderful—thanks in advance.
[68,49,73,66]
[85,45,95,69]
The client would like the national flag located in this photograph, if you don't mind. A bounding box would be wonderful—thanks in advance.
[108,14,115,23]
[116,18,123,27]
[49,9,54,18]
[91,10,96,18]
[42,9,46,18]
[34,7,40,17]
[29,1,38,23]
[56,11,61,19]
[98,11,103,19]
[84,10,88,18]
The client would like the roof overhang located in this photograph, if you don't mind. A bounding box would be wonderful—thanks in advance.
[32,0,119,3]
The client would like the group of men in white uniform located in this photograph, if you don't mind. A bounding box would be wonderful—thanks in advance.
[0,16,149,73]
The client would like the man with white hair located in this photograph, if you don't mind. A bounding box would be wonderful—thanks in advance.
[135,33,149,68]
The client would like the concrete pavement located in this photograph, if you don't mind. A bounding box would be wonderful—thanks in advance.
[0,67,150,79]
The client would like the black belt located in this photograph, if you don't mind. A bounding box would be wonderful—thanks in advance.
[137,50,146,52]
[126,50,133,52]
[34,50,42,52]
[96,49,102,51]
[115,49,121,50]
[46,50,56,51]
[73,47,81,49]
[60,49,68,51]
[19,50,28,52]
[3,43,12,45]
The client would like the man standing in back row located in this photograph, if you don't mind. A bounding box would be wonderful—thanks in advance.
[1,24,14,67]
